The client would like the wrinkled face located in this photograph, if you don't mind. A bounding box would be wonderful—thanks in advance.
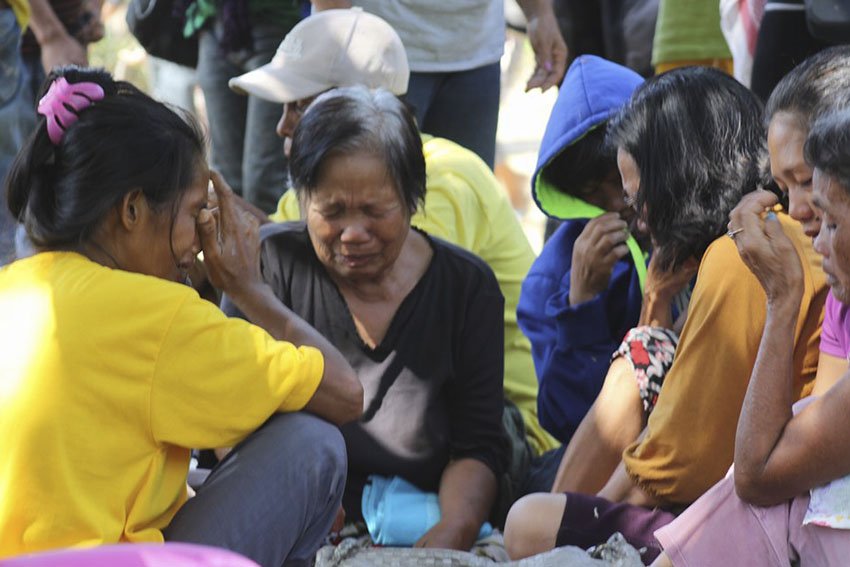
[768,112,819,238]
[304,151,410,284]
[616,147,648,233]
[132,160,208,283]
[276,96,317,158]
[813,170,850,303]
[579,169,635,224]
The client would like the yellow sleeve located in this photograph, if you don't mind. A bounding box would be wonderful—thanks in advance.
[9,0,29,30]
[410,171,478,251]
[623,214,826,506]
[270,190,302,223]
[149,294,324,449]
[412,134,506,251]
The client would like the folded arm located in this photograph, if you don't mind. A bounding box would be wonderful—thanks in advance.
[731,193,850,504]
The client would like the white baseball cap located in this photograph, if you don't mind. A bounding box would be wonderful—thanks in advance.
[228,8,410,103]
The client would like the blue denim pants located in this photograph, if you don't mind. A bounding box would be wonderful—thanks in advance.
[405,62,501,170]
[198,21,292,214]
[0,9,41,266]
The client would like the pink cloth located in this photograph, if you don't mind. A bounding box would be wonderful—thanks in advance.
[819,291,850,359]
[0,543,259,567]
[655,471,850,567]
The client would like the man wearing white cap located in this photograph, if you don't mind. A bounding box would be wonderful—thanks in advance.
[230,8,559,463]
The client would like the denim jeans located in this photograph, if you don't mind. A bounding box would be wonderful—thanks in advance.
[0,9,41,266]
[165,412,347,567]
[198,21,292,214]
[405,62,501,170]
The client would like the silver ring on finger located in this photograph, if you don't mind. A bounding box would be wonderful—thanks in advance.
[726,228,744,239]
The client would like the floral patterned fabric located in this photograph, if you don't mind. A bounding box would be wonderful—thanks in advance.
[612,326,679,416]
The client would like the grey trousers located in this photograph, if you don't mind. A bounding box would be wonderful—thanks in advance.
[165,412,347,567]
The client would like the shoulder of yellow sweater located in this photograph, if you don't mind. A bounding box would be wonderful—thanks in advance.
[420,134,507,204]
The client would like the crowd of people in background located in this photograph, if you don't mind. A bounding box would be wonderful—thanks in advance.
[1,1,850,566]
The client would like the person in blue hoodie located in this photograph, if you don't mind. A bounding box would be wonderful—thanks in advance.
[517,55,646,447]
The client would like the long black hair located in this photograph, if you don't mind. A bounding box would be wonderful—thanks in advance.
[608,66,765,270]
[5,66,206,249]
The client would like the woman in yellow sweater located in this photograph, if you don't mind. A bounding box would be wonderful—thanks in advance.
[0,66,363,567]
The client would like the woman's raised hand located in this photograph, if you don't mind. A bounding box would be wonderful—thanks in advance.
[638,252,699,329]
[644,253,699,303]
[197,171,263,298]
[728,190,804,307]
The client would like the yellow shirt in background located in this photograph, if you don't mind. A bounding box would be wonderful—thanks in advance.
[273,134,558,454]
[0,252,324,557]
[8,0,30,30]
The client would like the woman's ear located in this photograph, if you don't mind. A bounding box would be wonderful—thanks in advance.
[118,189,149,231]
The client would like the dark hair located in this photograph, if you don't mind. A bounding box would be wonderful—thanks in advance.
[607,66,764,270]
[765,45,850,130]
[805,109,850,194]
[5,66,206,249]
[288,86,426,216]
[541,125,616,198]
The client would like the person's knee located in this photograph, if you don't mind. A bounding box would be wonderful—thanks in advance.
[269,414,346,562]
[271,412,347,490]
[504,492,566,559]
[270,411,345,456]
[307,417,347,483]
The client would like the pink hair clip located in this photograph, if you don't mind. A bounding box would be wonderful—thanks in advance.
[37,77,105,145]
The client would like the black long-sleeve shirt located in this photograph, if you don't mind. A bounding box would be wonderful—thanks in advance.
[222,222,509,517]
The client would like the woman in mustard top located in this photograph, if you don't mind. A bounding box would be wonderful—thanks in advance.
[0,66,363,566]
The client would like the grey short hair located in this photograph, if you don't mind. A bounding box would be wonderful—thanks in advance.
[288,86,426,216]
[806,109,850,194]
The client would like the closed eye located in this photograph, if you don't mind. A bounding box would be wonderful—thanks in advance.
[320,207,344,219]
[363,207,393,218]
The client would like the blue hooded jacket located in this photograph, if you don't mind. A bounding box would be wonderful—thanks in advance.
[517,55,645,444]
